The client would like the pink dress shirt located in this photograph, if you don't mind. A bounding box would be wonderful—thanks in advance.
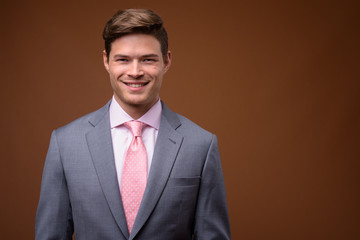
[109,96,162,189]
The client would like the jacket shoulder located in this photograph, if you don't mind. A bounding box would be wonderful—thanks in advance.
[162,102,215,142]
[54,101,110,137]
[177,114,216,146]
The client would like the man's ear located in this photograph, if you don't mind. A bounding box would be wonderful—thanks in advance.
[164,50,172,73]
[102,50,110,72]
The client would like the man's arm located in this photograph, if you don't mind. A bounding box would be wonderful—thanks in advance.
[193,134,231,239]
[35,130,74,240]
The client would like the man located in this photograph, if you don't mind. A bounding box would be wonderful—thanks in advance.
[35,9,230,240]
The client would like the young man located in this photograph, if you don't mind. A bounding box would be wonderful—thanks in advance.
[35,9,230,240]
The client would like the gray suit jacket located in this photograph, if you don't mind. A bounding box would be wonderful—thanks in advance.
[35,101,230,240]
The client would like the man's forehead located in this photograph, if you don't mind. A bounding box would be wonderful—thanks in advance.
[109,35,162,57]
[112,34,160,45]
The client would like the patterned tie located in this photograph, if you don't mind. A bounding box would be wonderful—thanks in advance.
[121,120,148,233]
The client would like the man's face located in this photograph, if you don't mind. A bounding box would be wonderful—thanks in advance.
[103,33,171,115]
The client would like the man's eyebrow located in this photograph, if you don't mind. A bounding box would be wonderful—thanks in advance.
[112,54,160,58]
[113,54,129,58]
[142,54,160,58]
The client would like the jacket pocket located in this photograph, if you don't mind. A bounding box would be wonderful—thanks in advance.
[166,176,201,187]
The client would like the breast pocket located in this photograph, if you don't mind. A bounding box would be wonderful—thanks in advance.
[164,177,201,216]
[150,177,202,233]
[166,176,201,187]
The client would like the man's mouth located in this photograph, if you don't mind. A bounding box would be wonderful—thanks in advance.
[123,82,149,88]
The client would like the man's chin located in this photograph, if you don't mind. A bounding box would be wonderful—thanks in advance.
[125,99,151,108]
[127,97,159,109]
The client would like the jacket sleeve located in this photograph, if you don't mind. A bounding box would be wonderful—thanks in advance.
[193,134,231,239]
[35,130,74,240]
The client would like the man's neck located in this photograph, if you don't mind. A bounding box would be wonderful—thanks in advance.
[115,98,158,120]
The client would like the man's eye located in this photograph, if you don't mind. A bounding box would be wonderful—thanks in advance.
[116,58,128,62]
[144,59,156,62]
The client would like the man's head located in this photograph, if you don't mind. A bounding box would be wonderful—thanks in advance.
[103,9,168,61]
[102,9,171,119]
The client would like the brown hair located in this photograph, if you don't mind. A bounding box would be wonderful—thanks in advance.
[103,9,168,60]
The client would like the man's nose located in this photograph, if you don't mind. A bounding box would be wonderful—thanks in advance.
[127,61,144,79]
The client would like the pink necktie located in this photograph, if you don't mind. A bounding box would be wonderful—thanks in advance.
[121,121,148,233]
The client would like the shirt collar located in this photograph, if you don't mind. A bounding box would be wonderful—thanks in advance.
[109,96,162,130]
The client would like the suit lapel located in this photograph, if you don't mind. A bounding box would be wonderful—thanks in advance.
[130,102,183,239]
[85,102,129,239]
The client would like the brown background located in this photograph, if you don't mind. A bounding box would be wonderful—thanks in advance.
[1,0,359,239]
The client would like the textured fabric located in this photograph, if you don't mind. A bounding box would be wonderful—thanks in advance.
[121,121,148,233]
[109,97,161,184]
[35,101,231,240]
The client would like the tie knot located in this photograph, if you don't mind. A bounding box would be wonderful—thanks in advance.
[124,121,145,137]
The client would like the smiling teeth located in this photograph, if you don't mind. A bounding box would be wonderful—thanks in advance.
[128,83,144,87]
